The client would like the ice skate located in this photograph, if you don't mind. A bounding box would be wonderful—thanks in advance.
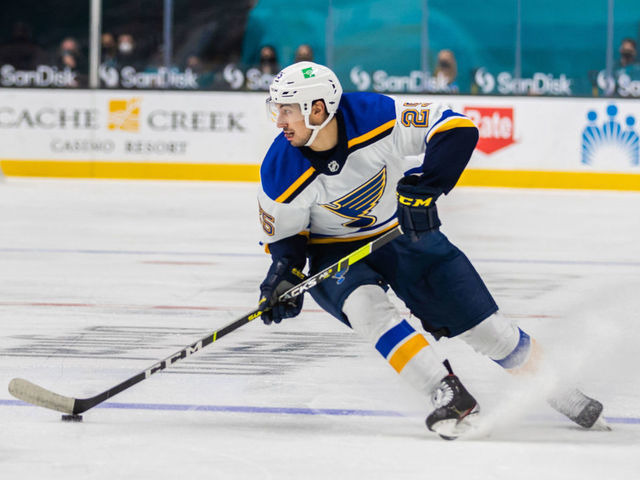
[548,388,611,431]
[426,369,480,440]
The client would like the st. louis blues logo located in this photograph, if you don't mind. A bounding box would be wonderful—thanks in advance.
[322,167,387,228]
[332,265,349,285]
[582,105,639,167]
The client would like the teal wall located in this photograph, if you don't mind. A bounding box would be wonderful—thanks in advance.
[242,0,640,95]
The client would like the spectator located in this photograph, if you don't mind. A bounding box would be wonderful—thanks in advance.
[294,44,314,62]
[0,21,46,70]
[258,45,280,74]
[618,38,637,68]
[56,37,87,87]
[115,33,142,70]
[613,37,640,90]
[185,54,215,89]
[434,49,459,93]
[101,32,118,68]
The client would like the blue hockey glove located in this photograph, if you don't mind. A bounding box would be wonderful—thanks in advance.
[258,259,306,325]
[396,175,442,241]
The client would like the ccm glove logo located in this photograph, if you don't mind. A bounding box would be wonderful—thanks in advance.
[396,193,434,207]
[396,176,442,240]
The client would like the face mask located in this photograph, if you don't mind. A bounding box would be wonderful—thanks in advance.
[119,43,133,54]
[621,51,634,61]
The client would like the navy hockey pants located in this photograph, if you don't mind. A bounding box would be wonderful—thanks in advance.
[307,229,498,338]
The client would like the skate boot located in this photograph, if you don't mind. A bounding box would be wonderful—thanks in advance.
[426,361,480,440]
[548,388,610,431]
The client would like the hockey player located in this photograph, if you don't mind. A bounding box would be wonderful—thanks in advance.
[256,61,607,438]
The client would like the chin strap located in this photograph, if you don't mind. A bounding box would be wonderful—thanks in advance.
[304,112,335,147]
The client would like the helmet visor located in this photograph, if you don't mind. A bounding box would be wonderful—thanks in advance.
[265,97,305,125]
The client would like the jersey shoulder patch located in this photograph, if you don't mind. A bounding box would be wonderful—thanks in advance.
[340,92,397,151]
[260,133,317,203]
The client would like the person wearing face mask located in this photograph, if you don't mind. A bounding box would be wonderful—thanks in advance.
[101,33,118,68]
[612,38,640,94]
[258,45,280,74]
[618,38,637,68]
[115,33,141,70]
[434,49,459,93]
[56,37,87,87]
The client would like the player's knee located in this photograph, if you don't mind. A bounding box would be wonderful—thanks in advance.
[343,285,399,342]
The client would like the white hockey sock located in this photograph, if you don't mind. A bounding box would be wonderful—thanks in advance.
[459,312,540,374]
[343,285,447,397]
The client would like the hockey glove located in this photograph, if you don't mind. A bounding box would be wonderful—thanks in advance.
[258,259,306,325]
[396,175,442,241]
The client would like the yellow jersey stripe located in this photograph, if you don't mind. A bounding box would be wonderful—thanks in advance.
[347,119,396,149]
[275,167,317,203]
[308,221,399,244]
[426,117,476,142]
[388,334,429,373]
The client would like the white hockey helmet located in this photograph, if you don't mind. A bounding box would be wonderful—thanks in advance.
[267,61,343,146]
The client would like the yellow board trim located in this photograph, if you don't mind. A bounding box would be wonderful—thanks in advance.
[2,160,640,192]
[458,169,640,191]
[275,166,316,203]
[347,119,396,149]
[388,334,429,373]
[0,160,260,182]
[427,117,476,142]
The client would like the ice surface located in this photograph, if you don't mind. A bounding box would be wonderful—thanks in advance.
[1,178,639,479]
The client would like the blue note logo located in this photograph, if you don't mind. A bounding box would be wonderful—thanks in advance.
[322,167,387,228]
[581,105,639,167]
[332,265,349,285]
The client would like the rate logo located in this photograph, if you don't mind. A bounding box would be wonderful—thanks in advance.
[463,106,515,154]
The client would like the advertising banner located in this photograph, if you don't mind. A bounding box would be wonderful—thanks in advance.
[0,89,638,189]
[0,89,277,164]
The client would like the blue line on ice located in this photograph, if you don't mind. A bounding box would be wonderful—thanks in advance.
[1,398,638,423]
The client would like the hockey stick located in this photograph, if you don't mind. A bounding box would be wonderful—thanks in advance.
[8,225,402,416]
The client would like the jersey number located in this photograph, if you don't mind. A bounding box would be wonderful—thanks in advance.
[259,204,275,236]
[401,109,430,127]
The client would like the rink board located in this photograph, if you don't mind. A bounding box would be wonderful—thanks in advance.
[0,89,638,189]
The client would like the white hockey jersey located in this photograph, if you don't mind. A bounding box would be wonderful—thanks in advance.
[257,92,476,247]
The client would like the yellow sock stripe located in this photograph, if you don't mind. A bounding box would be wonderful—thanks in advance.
[388,334,429,373]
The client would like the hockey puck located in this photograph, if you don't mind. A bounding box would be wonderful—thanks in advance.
[61,414,83,422]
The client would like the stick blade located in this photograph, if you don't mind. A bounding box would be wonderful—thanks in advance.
[8,378,75,414]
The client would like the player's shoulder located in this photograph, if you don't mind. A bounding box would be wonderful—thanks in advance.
[339,92,397,150]
[260,133,317,204]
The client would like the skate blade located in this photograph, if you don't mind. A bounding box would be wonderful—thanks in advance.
[431,409,481,440]
[590,415,612,431]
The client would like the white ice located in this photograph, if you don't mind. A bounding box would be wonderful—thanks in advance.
[0,178,639,479]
